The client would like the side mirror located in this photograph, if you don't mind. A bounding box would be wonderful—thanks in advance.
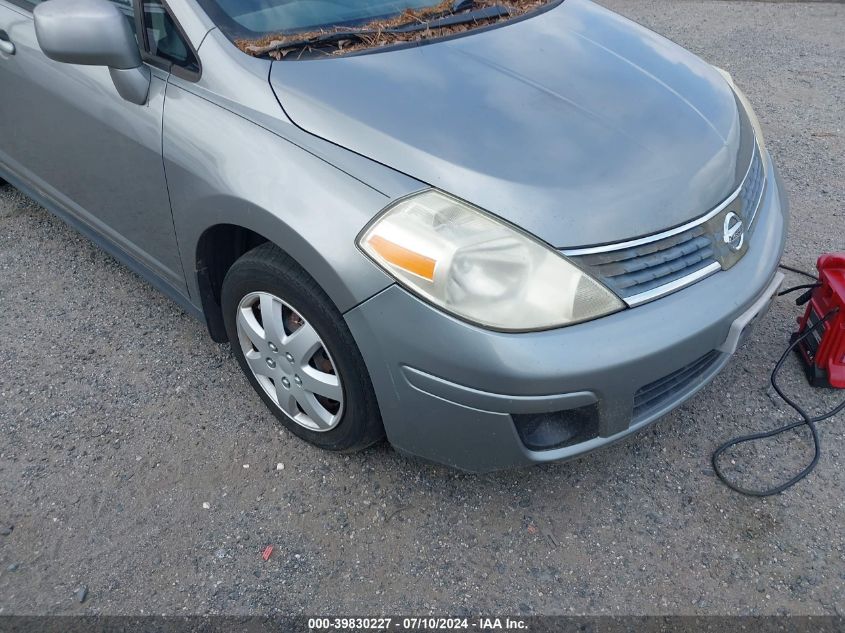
[33,0,150,105]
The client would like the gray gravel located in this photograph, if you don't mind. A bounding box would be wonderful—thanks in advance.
[1,0,844,617]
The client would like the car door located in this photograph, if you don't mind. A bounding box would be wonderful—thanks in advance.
[0,0,188,294]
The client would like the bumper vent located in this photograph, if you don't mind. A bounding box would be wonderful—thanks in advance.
[633,350,723,420]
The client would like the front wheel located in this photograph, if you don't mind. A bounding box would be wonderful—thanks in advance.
[221,243,384,452]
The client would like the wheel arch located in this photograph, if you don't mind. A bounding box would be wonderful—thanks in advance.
[190,199,392,343]
[195,222,269,342]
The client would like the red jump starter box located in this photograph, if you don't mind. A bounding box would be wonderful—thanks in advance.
[792,253,845,389]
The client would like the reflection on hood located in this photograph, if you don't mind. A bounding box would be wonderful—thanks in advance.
[271,0,742,247]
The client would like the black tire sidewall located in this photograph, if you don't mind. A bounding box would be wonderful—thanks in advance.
[221,244,383,452]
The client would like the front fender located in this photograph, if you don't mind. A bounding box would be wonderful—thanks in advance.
[163,82,401,314]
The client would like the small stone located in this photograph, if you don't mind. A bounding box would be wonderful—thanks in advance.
[243,464,249,469]
[0,526,12,536]
[76,586,88,604]
[276,463,284,471]
[7,563,19,572]
[202,502,210,509]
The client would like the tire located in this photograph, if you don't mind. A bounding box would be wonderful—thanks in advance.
[221,242,384,452]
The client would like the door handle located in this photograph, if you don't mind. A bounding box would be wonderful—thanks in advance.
[0,30,15,55]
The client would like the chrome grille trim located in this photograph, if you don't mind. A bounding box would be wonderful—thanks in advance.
[574,227,716,298]
[625,261,721,306]
[562,137,765,258]
[740,142,766,229]
[562,189,741,258]
[566,137,766,306]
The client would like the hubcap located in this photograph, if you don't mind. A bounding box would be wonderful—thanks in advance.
[235,291,344,432]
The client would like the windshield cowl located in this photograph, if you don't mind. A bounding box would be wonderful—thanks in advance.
[195,0,557,60]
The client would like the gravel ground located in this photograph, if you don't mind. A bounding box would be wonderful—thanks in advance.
[1,0,844,617]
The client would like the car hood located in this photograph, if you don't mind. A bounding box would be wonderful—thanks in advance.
[269,0,743,248]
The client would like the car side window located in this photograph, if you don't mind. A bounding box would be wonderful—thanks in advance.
[140,0,200,76]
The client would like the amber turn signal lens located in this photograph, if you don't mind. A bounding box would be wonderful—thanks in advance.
[366,234,436,281]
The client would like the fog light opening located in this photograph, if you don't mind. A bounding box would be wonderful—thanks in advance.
[512,404,600,452]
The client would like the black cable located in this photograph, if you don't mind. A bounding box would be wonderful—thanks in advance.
[777,283,820,298]
[778,263,818,280]
[777,263,820,301]
[712,308,845,497]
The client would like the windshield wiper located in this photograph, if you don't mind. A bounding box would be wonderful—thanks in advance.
[250,4,511,57]
[390,5,510,33]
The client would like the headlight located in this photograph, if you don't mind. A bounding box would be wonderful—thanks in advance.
[358,190,624,331]
[714,66,766,154]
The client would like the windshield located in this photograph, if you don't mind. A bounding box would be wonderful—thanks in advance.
[198,0,455,39]
[198,0,554,58]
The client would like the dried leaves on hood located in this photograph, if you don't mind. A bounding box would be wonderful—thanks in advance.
[236,0,551,60]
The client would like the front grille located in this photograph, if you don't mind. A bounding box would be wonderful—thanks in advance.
[633,350,723,420]
[568,140,766,306]
[738,143,765,226]
[572,226,716,299]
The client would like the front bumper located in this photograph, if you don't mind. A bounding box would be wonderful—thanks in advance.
[344,153,789,472]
